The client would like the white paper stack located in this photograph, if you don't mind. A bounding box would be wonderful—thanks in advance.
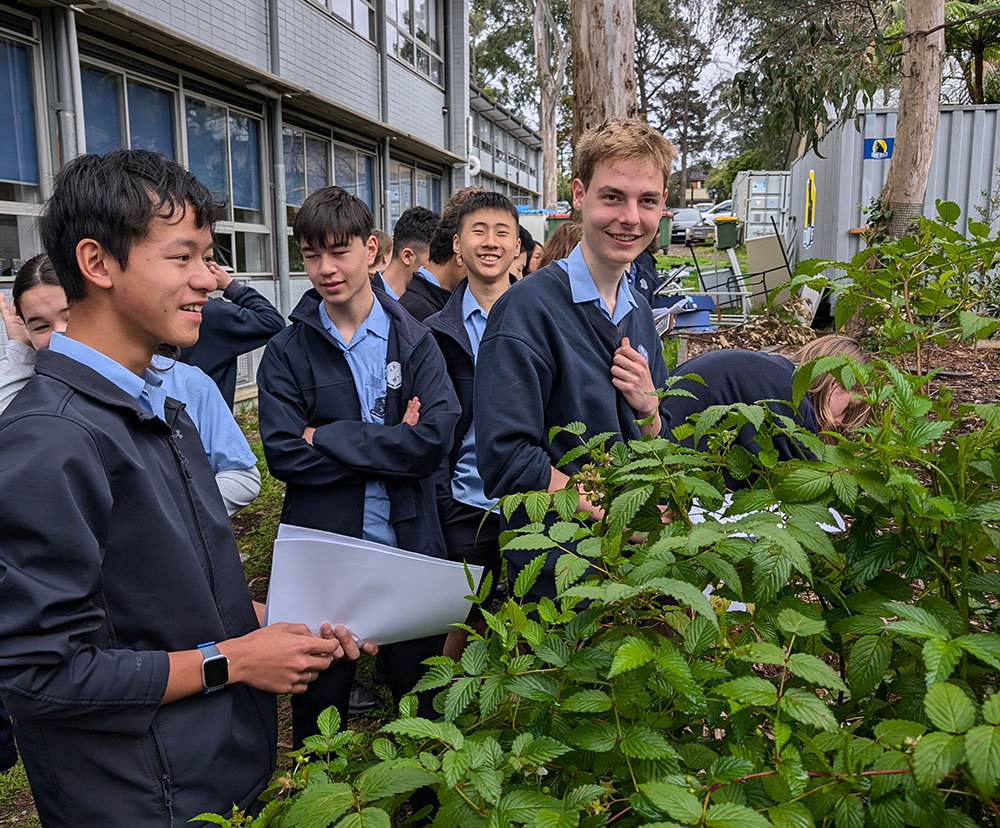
[264,524,485,645]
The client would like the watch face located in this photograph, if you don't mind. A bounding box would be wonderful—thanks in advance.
[203,655,229,689]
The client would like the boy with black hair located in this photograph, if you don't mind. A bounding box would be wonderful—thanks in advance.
[474,119,677,603]
[257,186,460,743]
[398,204,466,321]
[0,149,366,826]
[425,192,521,656]
[371,205,439,300]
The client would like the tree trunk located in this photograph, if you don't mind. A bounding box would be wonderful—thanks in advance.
[532,0,568,209]
[570,0,637,150]
[880,0,945,237]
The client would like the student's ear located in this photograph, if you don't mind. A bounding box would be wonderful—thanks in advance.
[365,234,378,268]
[75,238,116,292]
[452,233,461,256]
[401,246,416,267]
[571,178,586,211]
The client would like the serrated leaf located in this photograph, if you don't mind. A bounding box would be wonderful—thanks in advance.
[847,635,891,698]
[647,578,719,629]
[912,731,964,787]
[984,694,1000,725]
[781,687,837,731]
[513,553,547,599]
[869,795,904,828]
[684,615,718,656]
[553,488,580,521]
[924,683,977,733]
[555,553,590,593]
[642,782,704,824]
[888,603,949,639]
[371,738,397,761]
[775,467,830,502]
[607,484,654,534]
[717,676,778,706]
[706,801,772,828]
[954,634,1000,669]
[609,634,655,677]
[560,689,613,713]
[503,533,556,552]
[412,662,455,693]
[873,719,926,747]
[620,724,680,759]
[965,725,1000,793]
[726,444,755,481]
[738,641,786,665]
[565,784,607,809]
[333,808,391,828]
[777,609,826,637]
[534,808,580,828]
[461,640,487,677]
[502,493,524,521]
[443,676,479,720]
[569,720,618,752]
[358,760,440,802]
[959,311,1000,340]
[382,717,464,749]
[514,735,570,765]
[830,473,858,509]
[708,756,755,784]
[317,706,341,738]
[769,801,815,828]
[548,521,579,544]
[787,653,847,692]
[283,781,354,828]
[498,789,563,822]
[469,767,503,806]
[922,639,962,687]
[834,794,863,828]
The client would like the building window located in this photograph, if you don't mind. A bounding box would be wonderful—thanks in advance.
[334,143,375,213]
[477,116,492,155]
[185,95,269,277]
[389,161,441,228]
[386,0,443,84]
[81,64,176,159]
[284,127,331,222]
[0,36,40,205]
[309,0,375,40]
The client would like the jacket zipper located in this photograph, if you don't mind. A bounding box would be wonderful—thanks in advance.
[149,725,174,823]
[167,428,217,594]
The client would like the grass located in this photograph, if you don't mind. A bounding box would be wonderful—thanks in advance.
[0,761,40,827]
[657,244,750,277]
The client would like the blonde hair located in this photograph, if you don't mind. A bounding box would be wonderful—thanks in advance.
[371,229,392,269]
[794,335,871,434]
[444,186,487,214]
[540,222,583,267]
[575,118,677,191]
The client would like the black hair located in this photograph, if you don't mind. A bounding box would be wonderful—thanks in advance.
[428,206,461,265]
[294,186,374,250]
[40,149,222,303]
[12,253,60,317]
[455,191,519,233]
[391,206,439,259]
[517,225,534,258]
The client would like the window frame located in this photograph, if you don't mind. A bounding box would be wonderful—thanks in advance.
[386,0,444,86]
[306,0,377,42]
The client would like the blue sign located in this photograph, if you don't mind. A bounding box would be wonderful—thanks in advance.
[864,138,894,160]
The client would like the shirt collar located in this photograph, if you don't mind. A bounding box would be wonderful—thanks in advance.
[462,282,488,322]
[318,295,390,350]
[49,332,166,418]
[416,266,441,288]
[559,242,638,324]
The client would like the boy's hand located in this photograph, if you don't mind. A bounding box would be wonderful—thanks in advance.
[611,337,657,418]
[209,260,233,291]
[0,294,30,346]
[303,426,316,444]
[317,622,379,659]
[402,397,420,426]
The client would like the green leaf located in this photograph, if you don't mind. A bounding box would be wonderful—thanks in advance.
[726,444,755,481]
[787,653,847,693]
[965,725,1000,793]
[568,721,618,752]
[513,735,571,765]
[647,578,719,630]
[382,717,464,749]
[983,694,1000,725]
[469,767,503,806]
[357,760,440,802]
[705,801,772,828]
[847,636,891,698]
[708,756,755,783]
[873,719,926,748]
[609,635,655,677]
[924,683,977,733]
[834,794,864,828]
[717,676,778,707]
[936,199,961,224]
[317,706,341,738]
[503,533,556,552]
[553,488,580,521]
[887,603,949,639]
[333,808,391,828]
[775,467,830,502]
[781,687,837,731]
[607,484,654,534]
[498,789,563,822]
[959,311,1000,340]
[967,219,991,237]
[524,490,551,523]
[548,520,579,544]
[683,615,718,656]
[534,808,580,828]
[869,796,904,828]
[284,781,354,828]
[777,609,826,637]
[564,784,607,809]
[737,641,787,665]
[922,639,962,687]
[560,689,613,713]
[642,782,704,824]
[830,472,858,509]
[954,634,1000,669]
[912,732,965,788]
[461,640,487,677]
[620,724,681,759]
[555,553,590,593]
[443,676,479,720]
[513,553,547,599]
[769,802,815,828]
[411,662,455,693]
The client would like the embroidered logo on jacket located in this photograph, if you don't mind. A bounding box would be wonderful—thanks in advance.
[386,361,402,389]
[637,344,649,362]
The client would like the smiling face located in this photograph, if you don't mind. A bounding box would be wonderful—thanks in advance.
[301,233,377,315]
[572,157,667,282]
[453,208,520,286]
[17,283,70,350]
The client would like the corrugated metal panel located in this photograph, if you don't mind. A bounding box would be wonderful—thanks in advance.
[788,105,1000,269]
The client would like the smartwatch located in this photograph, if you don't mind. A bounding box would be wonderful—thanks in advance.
[197,641,230,693]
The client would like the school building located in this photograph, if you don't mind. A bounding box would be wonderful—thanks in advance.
[0,0,541,397]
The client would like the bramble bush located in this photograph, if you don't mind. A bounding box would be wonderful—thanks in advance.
[201,337,1000,828]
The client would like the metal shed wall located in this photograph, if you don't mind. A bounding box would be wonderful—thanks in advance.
[787,105,1000,269]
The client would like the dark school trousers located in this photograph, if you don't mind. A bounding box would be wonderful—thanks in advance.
[292,634,445,747]
[439,497,501,613]
[0,696,16,772]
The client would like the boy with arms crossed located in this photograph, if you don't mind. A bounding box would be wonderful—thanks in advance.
[425,192,521,656]
[474,119,677,603]
[256,187,460,744]
[0,150,365,827]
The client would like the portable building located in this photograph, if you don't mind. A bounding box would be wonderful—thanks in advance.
[786,105,1000,270]
[731,170,791,242]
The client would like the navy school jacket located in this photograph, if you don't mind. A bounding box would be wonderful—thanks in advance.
[0,350,275,826]
[257,288,460,558]
[473,263,672,591]
[399,272,452,322]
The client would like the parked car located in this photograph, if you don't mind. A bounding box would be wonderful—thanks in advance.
[669,208,704,243]
[685,217,715,245]
[696,202,714,214]
[554,200,570,214]
[702,199,733,218]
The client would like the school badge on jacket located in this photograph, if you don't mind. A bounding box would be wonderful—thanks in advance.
[386,360,402,389]
[637,344,649,362]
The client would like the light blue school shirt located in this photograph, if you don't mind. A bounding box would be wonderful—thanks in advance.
[151,355,257,473]
[559,242,638,325]
[49,332,168,422]
[374,271,399,300]
[318,298,398,547]
[415,266,441,288]
[450,286,496,512]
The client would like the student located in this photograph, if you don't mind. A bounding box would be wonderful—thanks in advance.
[398,201,468,321]
[526,240,544,275]
[0,255,261,516]
[256,186,460,743]
[475,119,677,603]
[369,228,393,277]
[538,221,583,268]
[425,192,521,656]
[369,206,439,300]
[509,225,533,280]
[178,261,286,408]
[0,149,369,826]
[667,336,871,484]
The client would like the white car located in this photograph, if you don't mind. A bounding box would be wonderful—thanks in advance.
[702,199,733,218]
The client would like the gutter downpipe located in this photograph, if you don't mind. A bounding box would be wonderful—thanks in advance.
[52,8,78,161]
[66,8,86,158]
[377,0,392,230]
[268,0,291,317]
